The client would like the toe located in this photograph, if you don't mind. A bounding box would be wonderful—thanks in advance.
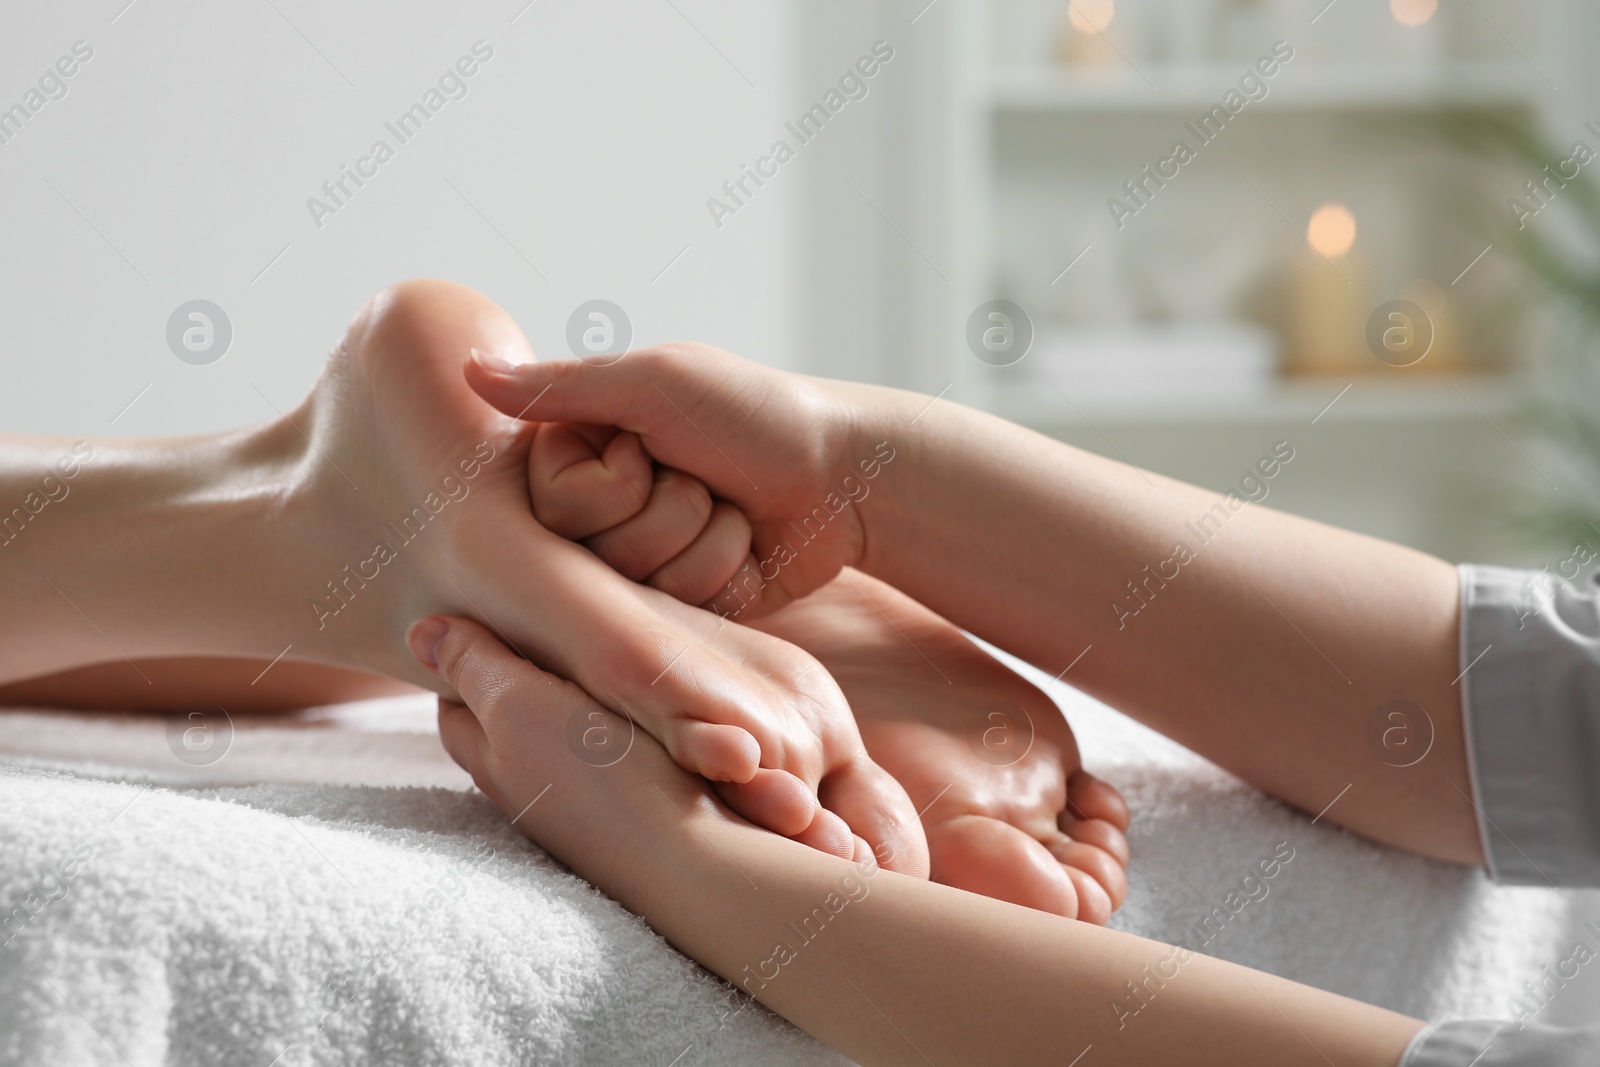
[1058,814,1131,867]
[714,768,817,837]
[1066,770,1131,832]
[1063,865,1114,926]
[1046,833,1128,911]
[818,759,930,879]
[926,814,1080,918]
[664,719,761,784]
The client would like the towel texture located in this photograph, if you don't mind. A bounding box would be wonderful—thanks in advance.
[0,741,843,1066]
[1,660,1596,1065]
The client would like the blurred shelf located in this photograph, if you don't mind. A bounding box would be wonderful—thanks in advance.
[989,372,1527,428]
[983,63,1544,113]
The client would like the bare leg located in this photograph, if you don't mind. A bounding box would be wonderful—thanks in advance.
[0,658,418,712]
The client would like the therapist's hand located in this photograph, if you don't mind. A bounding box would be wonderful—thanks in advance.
[466,343,909,619]
[517,414,1129,920]
[423,614,879,903]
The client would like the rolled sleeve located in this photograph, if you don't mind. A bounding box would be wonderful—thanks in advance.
[1459,563,1600,886]
[1401,1020,1600,1066]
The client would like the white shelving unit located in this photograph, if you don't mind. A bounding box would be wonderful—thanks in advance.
[991,371,1527,428]
[904,0,1571,561]
[985,62,1544,111]
[934,0,1563,409]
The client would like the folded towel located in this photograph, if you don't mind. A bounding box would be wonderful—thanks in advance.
[1,658,1596,1066]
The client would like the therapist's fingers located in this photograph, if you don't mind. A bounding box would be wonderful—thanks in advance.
[469,348,685,437]
[467,345,787,516]
[584,467,715,581]
[712,769,818,838]
[647,502,755,607]
[529,423,653,540]
[785,807,859,862]
[409,614,569,750]
[438,698,494,791]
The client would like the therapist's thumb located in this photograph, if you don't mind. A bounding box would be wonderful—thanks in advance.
[465,343,734,437]
[409,614,581,753]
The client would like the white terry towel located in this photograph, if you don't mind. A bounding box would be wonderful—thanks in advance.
[0,751,845,1066]
[2,664,1598,1066]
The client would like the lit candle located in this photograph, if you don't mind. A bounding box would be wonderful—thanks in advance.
[1390,0,1437,28]
[1057,0,1119,67]
[1289,203,1372,375]
[1388,0,1440,68]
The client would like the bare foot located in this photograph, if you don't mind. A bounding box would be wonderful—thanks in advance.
[754,570,1130,922]
[278,280,926,873]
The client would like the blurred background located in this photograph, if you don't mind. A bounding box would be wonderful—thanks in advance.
[2,0,1598,568]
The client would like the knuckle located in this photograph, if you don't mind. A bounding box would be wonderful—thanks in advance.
[709,500,752,541]
[620,466,654,517]
[640,342,726,382]
[656,469,714,524]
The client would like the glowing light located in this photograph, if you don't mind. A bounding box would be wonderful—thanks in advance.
[1390,0,1437,27]
[1068,0,1115,34]
[1307,203,1357,259]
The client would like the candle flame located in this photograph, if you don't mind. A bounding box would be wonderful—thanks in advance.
[1307,203,1357,259]
[1068,0,1115,33]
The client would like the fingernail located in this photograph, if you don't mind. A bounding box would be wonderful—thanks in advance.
[407,617,450,671]
[470,345,531,375]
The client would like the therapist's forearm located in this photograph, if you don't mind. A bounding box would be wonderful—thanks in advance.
[627,813,1422,1067]
[853,394,1479,866]
[0,425,345,687]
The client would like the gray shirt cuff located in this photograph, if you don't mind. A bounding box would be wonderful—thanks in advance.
[1401,1020,1600,1066]
[1459,563,1600,887]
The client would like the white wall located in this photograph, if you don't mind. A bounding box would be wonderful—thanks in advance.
[0,0,797,437]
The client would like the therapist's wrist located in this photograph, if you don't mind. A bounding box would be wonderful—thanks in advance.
[827,380,937,582]
[603,787,742,916]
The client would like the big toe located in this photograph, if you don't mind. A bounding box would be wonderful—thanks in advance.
[663,718,761,784]
[925,814,1080,919]
[818,760,930,879]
